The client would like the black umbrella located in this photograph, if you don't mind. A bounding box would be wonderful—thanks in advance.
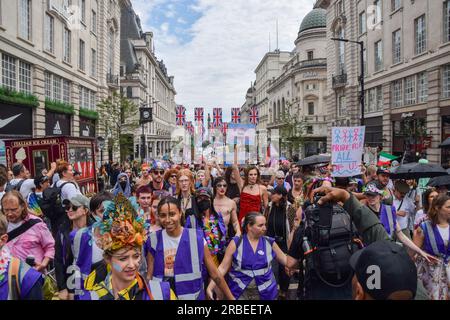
[439,137,450,148]
[297,154,331,166]
[427,174,450,187]
[390,162,448,179]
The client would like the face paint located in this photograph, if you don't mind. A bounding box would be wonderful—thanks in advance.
[112,262,123,272]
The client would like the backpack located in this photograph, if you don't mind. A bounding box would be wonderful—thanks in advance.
[5,179,25,192]
[40,182,75,223]
[303,203,361,287]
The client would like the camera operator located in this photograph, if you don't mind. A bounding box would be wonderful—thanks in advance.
[304,186,430,300]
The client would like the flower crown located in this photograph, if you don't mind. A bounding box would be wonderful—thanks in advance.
[363,183,383,195]
[94,193,150,252]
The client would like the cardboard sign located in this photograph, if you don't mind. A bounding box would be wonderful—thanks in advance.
[331,126,365,177]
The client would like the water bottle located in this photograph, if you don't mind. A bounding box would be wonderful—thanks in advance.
[302,237,314,271]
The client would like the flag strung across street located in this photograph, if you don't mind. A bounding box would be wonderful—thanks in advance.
[176,105,186,126]
[213,108,223,128]
[249,106,259,125]
[231,108,241,124]
[221,122,228,136]
[185,121,194,135]
[194,107,204,124]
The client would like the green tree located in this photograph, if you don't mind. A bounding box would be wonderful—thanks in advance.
[278,105,307,157]
[97,92,140,162]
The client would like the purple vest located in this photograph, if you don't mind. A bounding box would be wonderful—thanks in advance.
[70,227,97,300]
[0,259,42,300]
[148,228,205,300]
[228,235,278,300]
[421,221,450,262]
[380,204,397,238]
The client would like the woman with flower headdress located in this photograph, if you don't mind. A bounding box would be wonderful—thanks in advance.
[83,193,175,300]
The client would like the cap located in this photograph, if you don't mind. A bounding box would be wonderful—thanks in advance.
[394,180,410,194]
[195,187,212,199]
[349,240,417,300]
[63,194,90,208]
[275,170,285,179]
[34,174,49,187]
[272,185,287,197]
[363,182,383,196]
[151,161,165,171]
[376,167,391,175]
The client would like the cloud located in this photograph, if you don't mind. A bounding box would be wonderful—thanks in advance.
[132,0,313,122]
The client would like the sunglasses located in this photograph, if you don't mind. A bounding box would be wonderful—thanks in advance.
[216,184,227,188]
[153,170,165,175]
[65,205,80,212]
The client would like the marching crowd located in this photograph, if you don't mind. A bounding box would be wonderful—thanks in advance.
[0,156,449,301]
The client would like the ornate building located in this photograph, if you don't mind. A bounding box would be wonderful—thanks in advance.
[120,1,176,161]
[267,8,328,158]
[316,0,450,165]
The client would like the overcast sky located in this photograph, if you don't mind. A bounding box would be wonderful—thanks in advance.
[131,0,315,122]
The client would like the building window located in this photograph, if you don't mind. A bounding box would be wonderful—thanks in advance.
[91,49,97,77]
[19,0,31,41]
[392,29,401,64]
[444,1,450,43]
[373,0,382,25]
[1,54,16,91]
[392,80,403,107]
[91,10,97,34]
[18,61,31,94]
[63,79,71,104]
[415,15,426,55]
[63,28,71,63]
[392,0,401,12]
[306,126,313,134]
[89,90,96,110]
[44,14,54,53]
[108,29,114,74]
[308,102,314,115]
[404,75,416,105]
[418,72,428,103]
[307,51,314,60]
[359,11,366,35]
[363,48,368,76]
[376,86,383,111]
[374,40,383,71]
[443,65,450,98]
[81,0,86,22]
[44,72,51,99]
[337,28,345,73]
[338,95,346,117]
[336,0,344,16]
[367,88,376,112]
[79,39,85,70]
[53,75,61,101]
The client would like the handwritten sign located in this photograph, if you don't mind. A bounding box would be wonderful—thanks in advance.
[331,126,365,177]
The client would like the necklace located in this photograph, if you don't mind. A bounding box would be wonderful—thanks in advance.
[181,196,190,213]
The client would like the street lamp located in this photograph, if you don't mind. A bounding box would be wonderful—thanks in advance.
[331,37,365,126]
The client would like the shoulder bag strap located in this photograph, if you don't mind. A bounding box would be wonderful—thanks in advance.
[7,219,41,242]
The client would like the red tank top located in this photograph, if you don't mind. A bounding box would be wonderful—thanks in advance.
[239,190,262,223]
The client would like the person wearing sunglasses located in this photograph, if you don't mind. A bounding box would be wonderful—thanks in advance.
[54,195,91,300]
[213,177,241,241]
[149,163,170,194]
[164,168,179,196]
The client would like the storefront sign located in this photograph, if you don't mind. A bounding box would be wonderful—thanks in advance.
[46,112,71,136]
[0,103,33,137]
[79,117,96,138]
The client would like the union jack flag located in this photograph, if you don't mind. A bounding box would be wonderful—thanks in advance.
[212,108,223,128]
[176,105,186,126]
[249,106,259,125]
[185,121,194,135]
[221,122,228,136]
[194,108,204,123]
[231,108,241,124]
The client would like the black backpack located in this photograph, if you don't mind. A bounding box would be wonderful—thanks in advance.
[40,182,75,223]
[303,203,361,287]
[5,180,25,192]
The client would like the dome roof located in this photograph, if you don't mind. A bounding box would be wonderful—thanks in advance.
[299,8,327,33]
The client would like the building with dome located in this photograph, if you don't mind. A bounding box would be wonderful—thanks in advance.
[266,7,328,158]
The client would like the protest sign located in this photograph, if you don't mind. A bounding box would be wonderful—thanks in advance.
[331,126,365,177]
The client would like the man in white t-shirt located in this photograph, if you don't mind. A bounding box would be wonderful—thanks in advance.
[55,162,82,201]
[392,180,416,239]
[8,162,56,199]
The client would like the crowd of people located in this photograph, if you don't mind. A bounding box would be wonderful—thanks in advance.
[0,155,448,301]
